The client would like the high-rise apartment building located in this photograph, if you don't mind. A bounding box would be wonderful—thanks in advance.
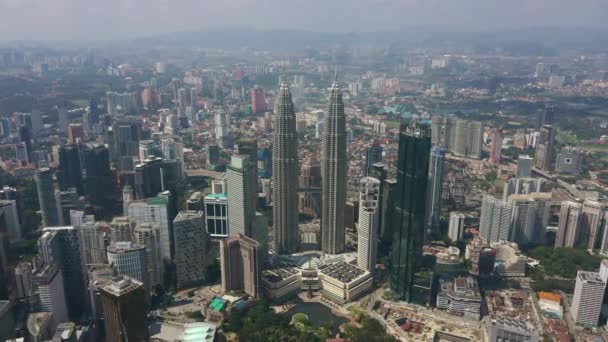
[109,216,136,243]
[389,122,432,304]
[272,79,299,254]
[571,271,604,328]
[489,130,503,164]
[134,223,163,290]
[517,155,533,178]
[581,200,604,250]
[534,125,556,171]
[106,242,149,293]
[535,106,554,130]
[357,177,380,273]
[426,145,444,235]
[173,211,207,288]
[555,201,583,248]
[508,193,552,245]
[214,110,229,148]
[127,194,172,260]
[479,195,513,242]
[35,168,61,227]
[31,264,68,324]
[430,117,483,159]
[448,212,465,241]
[321,80,347,255]
[220,234,260,298]
[100,275,149,342]
[251,87,268,115]
[502,177,542,202]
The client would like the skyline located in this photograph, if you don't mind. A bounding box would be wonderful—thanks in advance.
[1,0,608,41]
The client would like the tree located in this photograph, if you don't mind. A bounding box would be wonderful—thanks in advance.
[345,318,397,342]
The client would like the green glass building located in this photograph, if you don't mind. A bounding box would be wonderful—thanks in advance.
[389,121,433,305]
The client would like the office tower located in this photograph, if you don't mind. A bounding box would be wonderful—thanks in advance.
[251,87,268,115]
[161,137,185,176]
[100,275,149,342]
[134,223,163,290]
[581,200,604,250]
[204,192,228,237]
[83,144,113,211]
[257,147,272,178]
[111,118,142,163]
[173,211,207,288]
[272,79,299,254]
[107,242,149,293]
[0,117,10,138]
[298,156,321,218]
[215,110,229,148]
[58,188,80,225]
[87,265,114,340]
[14,142,29,166]
[364,142,383,176]
[426,145,444,235]
[555,201,583,248]
[502,177,542,202]
[138,140,158,162]
[555,146,582,175]
[220,234,260,298]
[57,144,83,194]
[357,177,380,273]
[134,157,181,199]
[31,110,43,135]
[489,130,503,164]
[205,144,220,169]
[321,80,347,255]
[516,155,533,178]
[109,216,136,243]
[389,121,432,304]
[106,92,137,117]
[448,212,465,241]
[227,155,256,236]
[66,124,84,145]
[508,193,552,245]
[127,195,172,260]
[35,168,61,227]
[0,200,21,243]
[15,261,32,299]
[18,124,32,164]
[31,264,69,323]
[39,227,87,321]
[57,106,68,133]
[571,271,604,328]
[535,106,554,130]
[479,195,513,242]
[534,125,556,171]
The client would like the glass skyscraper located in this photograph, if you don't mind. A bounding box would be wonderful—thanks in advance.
[389,121,433,305]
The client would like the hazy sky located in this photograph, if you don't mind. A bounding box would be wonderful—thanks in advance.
[1,0,607,41]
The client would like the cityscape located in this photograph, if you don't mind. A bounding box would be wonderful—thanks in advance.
[1,3,608,342]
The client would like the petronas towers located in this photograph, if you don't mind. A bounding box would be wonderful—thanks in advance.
[272,78,346,255]
[321,81,347,254]
[272,80,300,254]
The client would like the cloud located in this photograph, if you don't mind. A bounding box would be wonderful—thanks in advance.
[0,0,606,41]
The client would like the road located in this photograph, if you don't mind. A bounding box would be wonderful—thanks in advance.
[185,169,224,178]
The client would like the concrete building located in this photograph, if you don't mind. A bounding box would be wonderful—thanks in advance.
[508,193,552,245]
[87,265,114,341]
[534,125,556,172]
[109,216,136,243]
[126,194,172,260]
[76,219,108,265]
[571,271,605,327]
[479,195,513,242]
[554,201,583,248]
[555,146,582,175]
[227,154,257,237]
[14,261,33,299]
[484,316,539,342]
[436,276,481,319]
[357,177,380,273]
[318,261,373,304]
[272,79,299,254]
[134,223,163,290]
[298,156,321,218]
[502,177,542,202]
[107,241,148,294]
[489,130,503,164]
[220,234,260,298]
[261,267,302,302]
[186,191,204,212]
[31,264,68,324]
[517,155,533,178]
[492,241,527,277]
[100,276,149,342]
[173,211,207,288]
[448,212,465,241]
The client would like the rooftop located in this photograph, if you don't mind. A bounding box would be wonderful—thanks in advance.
[578,271,604,284]
[318,261,367,283]
[204,192,227,200]
[101,276,144,297]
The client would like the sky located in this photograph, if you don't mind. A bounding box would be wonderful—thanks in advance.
[1,0,607,41]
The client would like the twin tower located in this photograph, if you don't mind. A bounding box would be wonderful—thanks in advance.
[272,79,346,255]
